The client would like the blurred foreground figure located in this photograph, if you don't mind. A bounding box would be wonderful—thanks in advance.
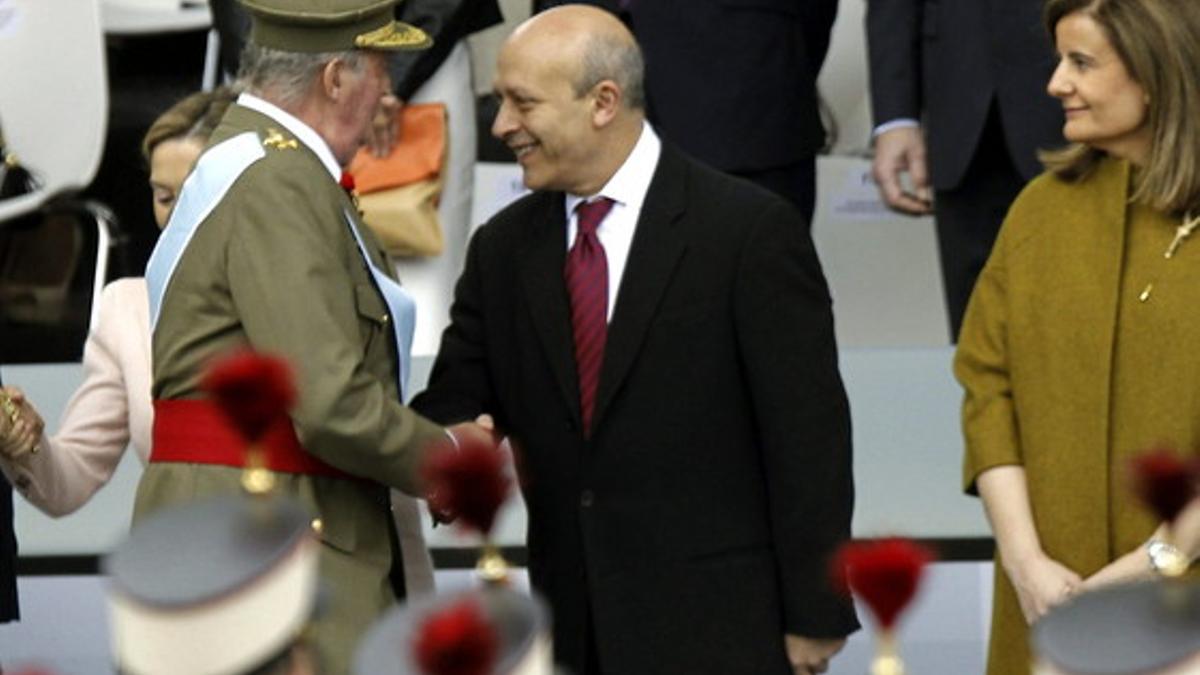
[1033,581,1200,675]
[107,491,320,675]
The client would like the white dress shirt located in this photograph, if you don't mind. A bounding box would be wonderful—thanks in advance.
[564,122,662,323]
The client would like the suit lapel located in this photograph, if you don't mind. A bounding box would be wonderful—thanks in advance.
[518,194,583,421]
[591,147,688,430]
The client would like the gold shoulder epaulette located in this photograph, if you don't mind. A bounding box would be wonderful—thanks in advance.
[262,128,298,150]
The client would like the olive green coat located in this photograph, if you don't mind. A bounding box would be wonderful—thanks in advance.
[134,104,446,675]
[956,157,1190,675]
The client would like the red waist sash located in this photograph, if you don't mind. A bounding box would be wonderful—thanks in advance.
[151,399,352,479]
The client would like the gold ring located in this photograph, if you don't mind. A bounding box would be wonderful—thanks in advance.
[0,392,17,426]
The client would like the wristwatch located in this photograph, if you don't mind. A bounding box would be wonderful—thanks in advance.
[1145,539,1189,577]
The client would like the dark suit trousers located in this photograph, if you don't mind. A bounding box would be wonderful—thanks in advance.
[732,158,817,232]
[935,106,1025,341]
[0,472,17,622]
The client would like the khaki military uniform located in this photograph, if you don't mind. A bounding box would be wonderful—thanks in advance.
[136,103,444,675]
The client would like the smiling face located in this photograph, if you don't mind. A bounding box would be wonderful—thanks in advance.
[1047,11,1151,163]
[491,34,603,194]
[148,136,205,228]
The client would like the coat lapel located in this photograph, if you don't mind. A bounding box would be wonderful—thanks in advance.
[1074,158,1129,537]
[591,147,688,430]
[518,194,583,421]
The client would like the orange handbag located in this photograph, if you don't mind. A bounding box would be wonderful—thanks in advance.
[347,102,447,258]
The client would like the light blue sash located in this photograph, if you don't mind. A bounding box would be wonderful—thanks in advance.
[144,130,415,399]
[344,209,416,399]
[146,132,265,329]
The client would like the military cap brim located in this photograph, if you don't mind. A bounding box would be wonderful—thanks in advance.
[1033,581,1200,674]
[240,0,431,53]
[354,586,556,675]
[105,495,319,675]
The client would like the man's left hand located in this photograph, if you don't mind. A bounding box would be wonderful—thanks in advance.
[784,634,846,675]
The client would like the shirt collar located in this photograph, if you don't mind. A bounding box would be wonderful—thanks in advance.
[236,92,342,180]
[565,121,661,216]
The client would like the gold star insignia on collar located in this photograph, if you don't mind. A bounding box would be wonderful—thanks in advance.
[262,128,298,150]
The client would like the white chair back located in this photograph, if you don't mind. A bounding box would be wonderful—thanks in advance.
[0,0,108,223]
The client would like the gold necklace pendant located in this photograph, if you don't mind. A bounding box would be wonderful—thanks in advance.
[1164,211,1200,259]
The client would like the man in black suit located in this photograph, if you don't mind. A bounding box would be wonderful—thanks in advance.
[412,6,857,675]
[866,0,1064,339]
[533,0,837,226]
[0,381,20,627]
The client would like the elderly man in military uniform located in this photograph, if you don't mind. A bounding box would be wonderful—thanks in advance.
[135,1,490,673]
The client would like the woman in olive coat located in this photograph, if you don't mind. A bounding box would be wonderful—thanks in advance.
[956,1,1200,673]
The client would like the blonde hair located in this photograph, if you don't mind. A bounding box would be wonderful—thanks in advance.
[1040,0,1200,215]
[141,87,239,161]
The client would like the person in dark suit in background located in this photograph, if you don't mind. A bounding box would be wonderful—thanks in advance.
[866,0,1064,340]
[533,0,838,227]
[0,380,34,627]
[412,6,858,675]
[0,474,15,627]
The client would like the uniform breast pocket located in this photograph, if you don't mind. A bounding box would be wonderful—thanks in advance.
[355,283,389,324]
[354,283,390,347]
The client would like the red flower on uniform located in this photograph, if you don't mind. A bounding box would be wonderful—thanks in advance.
[1130,448,1198,524]
[339,171,356,193]
[200,350,296,442]
[414,599,498,675]
[422,436,511,537]
[832,538,933,630]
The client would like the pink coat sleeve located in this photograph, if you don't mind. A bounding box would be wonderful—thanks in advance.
[0,279,151,516]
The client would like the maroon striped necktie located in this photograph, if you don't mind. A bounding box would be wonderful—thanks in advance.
[565,197,615,436]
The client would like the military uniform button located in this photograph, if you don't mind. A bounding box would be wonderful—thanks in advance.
[311,518,323,534]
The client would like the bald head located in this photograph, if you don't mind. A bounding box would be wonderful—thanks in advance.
[508,5,645,111]
[491,4,647,195]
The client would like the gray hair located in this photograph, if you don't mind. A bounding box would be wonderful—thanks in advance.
[236,43,367,109]
[573,33,645,110]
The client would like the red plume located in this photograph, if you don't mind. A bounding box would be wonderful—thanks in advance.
[1129,448,1198,524]
[422,435,511,537]
[414,599,498,675]
[200,350,297,442]
[832,538,933,630]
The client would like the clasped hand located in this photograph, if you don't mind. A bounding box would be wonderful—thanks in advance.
[428,414,508,524]
[1006,552,1082,624]
[0,387,44,460]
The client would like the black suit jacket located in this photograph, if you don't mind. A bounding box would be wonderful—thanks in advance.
[0,373,18,622]
[535,0,837,173]
[413,144,857,674]
[866,0,1064,189]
